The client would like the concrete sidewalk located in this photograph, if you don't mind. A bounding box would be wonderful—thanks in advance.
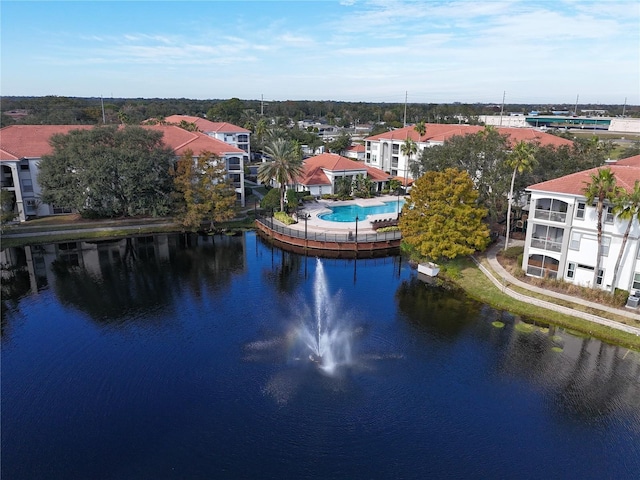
[476,239,640,335]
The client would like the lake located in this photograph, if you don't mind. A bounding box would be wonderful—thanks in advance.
[1,232,639,479]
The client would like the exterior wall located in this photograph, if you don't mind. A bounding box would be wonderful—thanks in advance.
[479,115,529,128]
[609,118,640,134]
[365,139,431,180]
[523,190,640,292]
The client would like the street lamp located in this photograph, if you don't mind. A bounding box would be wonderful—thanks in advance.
[355,215,359,243]
[304,213,308,240]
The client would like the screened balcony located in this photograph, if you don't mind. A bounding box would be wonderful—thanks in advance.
[533,198,568,223]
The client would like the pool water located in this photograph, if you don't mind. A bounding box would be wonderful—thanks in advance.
[319,200,404,222]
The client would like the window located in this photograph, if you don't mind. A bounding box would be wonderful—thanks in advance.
[22,178,33,193]
[605,205,614,224]
[575,202,585,219]
[601,236,611,256]
[569,232,581,250]
[531,224,564,252]
[632,273,640,291]
[526,254,559,279]
[534,198,568,222]
[596,269,604,286]
[25,198,37,214]
[20,164,30,171]
[567,262,576,279]
[392,144,399,154]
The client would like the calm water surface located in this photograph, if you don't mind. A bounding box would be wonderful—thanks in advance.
[1,232,639,479]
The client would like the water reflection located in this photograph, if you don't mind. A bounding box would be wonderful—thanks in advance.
[395,276,481,339]
[1,232,639,479]
[1,233,246,326]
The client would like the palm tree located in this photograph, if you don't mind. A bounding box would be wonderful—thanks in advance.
[583,168,619,288]
[400,137,417,192]
[610,180,640,292]
[504,141,537,250]
[258,139,303,212]
[414,120,426,139]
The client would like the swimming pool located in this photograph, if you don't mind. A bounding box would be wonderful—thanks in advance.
[318,200,404,222]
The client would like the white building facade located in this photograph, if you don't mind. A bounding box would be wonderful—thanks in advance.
[522,157,640,294]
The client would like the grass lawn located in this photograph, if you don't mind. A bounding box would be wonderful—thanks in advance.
[441,257,640,351]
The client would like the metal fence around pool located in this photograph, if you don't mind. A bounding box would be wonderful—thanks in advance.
[256,217,402,244]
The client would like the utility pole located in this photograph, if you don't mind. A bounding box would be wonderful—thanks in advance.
[499,91,505,126]
[622,97,627,118]
[403,91,407,127]
[260,94,264,116]
[574,94,579,116]
[101,95,106,124]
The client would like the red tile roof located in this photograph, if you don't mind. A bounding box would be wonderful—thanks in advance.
[304,153,367,172]
[144,125,245,156]
[164,115,250,133]
[296,153,389,186]
[527,165,640,196]
[346,144,365,152]
[0,125,245,161]
[0,125,93,160]
[366,123,573,148]
[616,154,640,166]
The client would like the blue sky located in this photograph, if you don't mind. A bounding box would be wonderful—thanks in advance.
[2,0,639,105]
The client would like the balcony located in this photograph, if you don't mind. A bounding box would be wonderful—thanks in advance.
[531,237,562,252]
[534,209,567,223]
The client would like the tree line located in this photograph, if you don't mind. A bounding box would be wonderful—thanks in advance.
[3,95,638,129]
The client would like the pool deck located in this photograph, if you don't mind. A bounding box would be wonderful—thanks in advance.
[290,195,406,234]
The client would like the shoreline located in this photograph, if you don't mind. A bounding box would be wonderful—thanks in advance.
[2,217,639,350]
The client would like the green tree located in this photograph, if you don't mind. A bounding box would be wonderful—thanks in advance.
[39,126,174,218]
[257,139,304,212]
[504,141,538,250]
[327,132,352,155]
[260,187,281,211]
[399,168,490,261]
[610,180,640,292]
[1,189,17,227]
[583,168,619,288]
[400,137,418,188]
[619,140,640,159]
[170,150,236,231]
[414,126,510,222]
[414,120,426,139]
[206,98,245,125]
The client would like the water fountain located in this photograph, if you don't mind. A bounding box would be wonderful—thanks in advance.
[293,259,353,375]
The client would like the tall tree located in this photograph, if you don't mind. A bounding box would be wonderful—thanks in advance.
[399,168,490,261]
[582,168,619,288]
[257,139,304,212]
[610,180,640,292]
[414,120,426,139]
[400,137,418,189]
[170,150,236,231]
[414,126,510,222]
[39,126,174,218]
[504,141,537,250]
[327,132,352,155]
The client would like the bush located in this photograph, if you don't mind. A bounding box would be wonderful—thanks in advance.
[376,226,400,233]
[274,211,296,225]
[321,194,338,200]
[302,195,315,202]
[260,188,281,211]
[502,245,524,260]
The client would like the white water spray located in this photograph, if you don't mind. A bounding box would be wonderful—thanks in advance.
[296,259,353,375]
